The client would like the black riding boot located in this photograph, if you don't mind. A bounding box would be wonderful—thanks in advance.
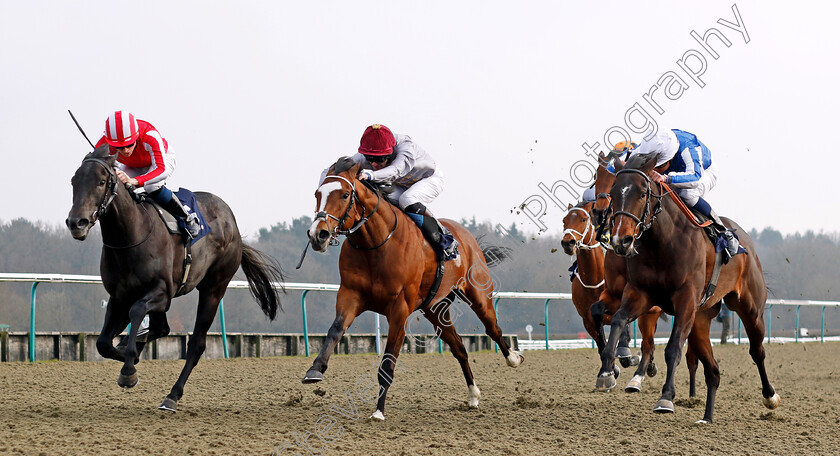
[708,209,739,258]
[405,203,459,261]
[161,194,201,238]
[694,197,738,258]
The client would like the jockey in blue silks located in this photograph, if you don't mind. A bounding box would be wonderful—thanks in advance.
[631,128,739,257]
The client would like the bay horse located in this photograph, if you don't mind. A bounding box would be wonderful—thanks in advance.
[561,201,661,390]
[589,152,670,392]
[303,157,523,420]
[66,145,285,411]
[597,152,779,423]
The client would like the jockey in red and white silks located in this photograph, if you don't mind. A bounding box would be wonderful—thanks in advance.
[94,112,175,194]
[94,110,199,237]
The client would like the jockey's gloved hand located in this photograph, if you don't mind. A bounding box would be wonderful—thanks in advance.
[359,170,373,181]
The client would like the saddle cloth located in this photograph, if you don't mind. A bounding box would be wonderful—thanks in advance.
[147,188,211,245]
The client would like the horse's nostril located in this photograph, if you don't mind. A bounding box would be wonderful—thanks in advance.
[317,230,330,242]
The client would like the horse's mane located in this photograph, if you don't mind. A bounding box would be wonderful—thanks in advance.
[332,156,357,175]
[624,152,657,170]
[85,144,114,161]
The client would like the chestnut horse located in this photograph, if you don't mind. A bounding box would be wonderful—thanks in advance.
[561,201,662,390]
[303,157,523,420]
[597,153,779,423]
[66,145,285,411]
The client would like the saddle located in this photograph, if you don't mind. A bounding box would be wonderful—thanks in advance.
[133,188,210,296]
[145,200,182,234]
[660,183,745,307]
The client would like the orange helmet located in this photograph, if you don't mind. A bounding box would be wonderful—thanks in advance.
[611,140,638,153]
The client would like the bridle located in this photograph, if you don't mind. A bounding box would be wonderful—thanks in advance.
[82,157,118,225]
[562,207,600,250]
[564,206,604,289]
[313,175,397,250]
[80,156,154,249]
[608,168,667,240]
[592,152,620,246]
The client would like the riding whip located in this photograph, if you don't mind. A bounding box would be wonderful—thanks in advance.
[68,110,95,149]
[295,240,310,269]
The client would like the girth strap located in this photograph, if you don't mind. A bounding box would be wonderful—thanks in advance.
[700,249,724,308]
[176,241,192,296]
[418,259,445,311]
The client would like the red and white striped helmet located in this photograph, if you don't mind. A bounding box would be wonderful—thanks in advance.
[104,111,140,147]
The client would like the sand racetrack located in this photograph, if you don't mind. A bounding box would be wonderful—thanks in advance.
[1,342,838,455]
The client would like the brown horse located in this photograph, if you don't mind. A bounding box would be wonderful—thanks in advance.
[574,167,665,392]
[303,157,523,420]
[592,151,719,395]
[597,153,779,423]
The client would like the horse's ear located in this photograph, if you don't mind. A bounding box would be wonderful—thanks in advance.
[91,143,111,159]
[640,155,657,175]
[613,158,625,172]
[567,203,573,210]
[350,161,363,178]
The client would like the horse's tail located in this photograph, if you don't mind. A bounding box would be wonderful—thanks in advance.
[480,244,512,268]
[240,244,285,320]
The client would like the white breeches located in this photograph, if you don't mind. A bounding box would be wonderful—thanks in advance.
[388,169,445,210]
[675,161,718,207]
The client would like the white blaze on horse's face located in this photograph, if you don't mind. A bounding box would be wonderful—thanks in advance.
[309,180,346,250]
[316,182,342,212]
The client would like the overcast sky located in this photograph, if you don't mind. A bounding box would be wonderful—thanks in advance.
[1,1,837,238]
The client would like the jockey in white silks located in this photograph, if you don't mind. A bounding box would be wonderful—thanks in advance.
[319,124,459,261]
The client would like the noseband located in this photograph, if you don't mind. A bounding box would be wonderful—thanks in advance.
[314,175,397,250]
[563,207,600,250]
[608,168,665,240]
[82,157,118,225]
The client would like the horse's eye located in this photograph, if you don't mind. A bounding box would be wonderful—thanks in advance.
[342,192,350,200]
[99,179,106,186]
[640,193,646,199]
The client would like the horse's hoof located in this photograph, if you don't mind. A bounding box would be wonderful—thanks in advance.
[117,372,138,389]
[695,418,711,424]
[506,351,524,368]
[628,355,641,366]
[616,346,632,359]
[468,384,481,408]
[158,397,178,412]
[596,373,616,391]
[613,364,621,380]
[763,393,781,409]
[369,410,385,421]
[625,375,644,393]
[647,362,658,378]
[619,356,632,368]
[653,399,675,413]
[302,369,323,384]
